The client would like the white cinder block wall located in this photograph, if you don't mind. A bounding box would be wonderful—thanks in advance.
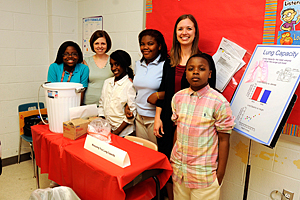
[1,0,300,199]
[221,132,300,199]
[0,0,50,158]
[48,0,79,62]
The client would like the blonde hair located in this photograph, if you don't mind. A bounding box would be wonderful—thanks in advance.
[170,14,201,67]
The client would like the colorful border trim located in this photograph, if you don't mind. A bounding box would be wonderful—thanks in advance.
[146,0,152,13]
[282,123,300,137]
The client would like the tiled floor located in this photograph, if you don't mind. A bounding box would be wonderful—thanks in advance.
[0,160,51,200]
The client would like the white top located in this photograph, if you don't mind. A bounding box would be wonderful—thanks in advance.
[133,55,165,117]
[98,75,136,137]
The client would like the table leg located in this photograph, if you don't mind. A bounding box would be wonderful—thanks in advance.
[36,163,40,189]
[153,176,160,200]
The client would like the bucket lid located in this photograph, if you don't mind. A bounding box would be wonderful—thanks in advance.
[43,82,83,90]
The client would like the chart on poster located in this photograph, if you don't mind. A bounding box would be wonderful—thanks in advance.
[82,16,103,58]
[231,45,300,145]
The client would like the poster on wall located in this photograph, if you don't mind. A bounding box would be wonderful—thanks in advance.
[230,45,300,146]
[82,16,103,58]
[277,1,300,45]
[274,0,300,133]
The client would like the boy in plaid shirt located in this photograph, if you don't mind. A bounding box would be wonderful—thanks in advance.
[171,54,235,200]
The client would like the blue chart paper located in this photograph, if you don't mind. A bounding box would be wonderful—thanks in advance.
[230,45,300,146]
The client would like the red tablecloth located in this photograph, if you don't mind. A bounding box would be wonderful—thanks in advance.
[32,125,172,200]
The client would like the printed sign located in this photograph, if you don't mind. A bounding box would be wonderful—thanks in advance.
[231,45,300,146]
[84,134,131,168]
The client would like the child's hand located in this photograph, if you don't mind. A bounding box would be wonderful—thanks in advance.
[124,104,134,119]
[112,129,120,135]
[112,121,129,135]
[216,132,230,186]
[216,171,224,185]
[126,111,133,119]
[171,112,178,121]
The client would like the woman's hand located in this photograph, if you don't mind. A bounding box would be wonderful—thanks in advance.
[80,90,86,106]
[153,116,164,138]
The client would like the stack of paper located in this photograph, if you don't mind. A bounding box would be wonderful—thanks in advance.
[212,38,246,92]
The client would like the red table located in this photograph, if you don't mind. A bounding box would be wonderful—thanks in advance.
[32,125,172,200]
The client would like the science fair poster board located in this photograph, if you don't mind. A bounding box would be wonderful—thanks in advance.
[230,45,300,146]
[82,16,103,58]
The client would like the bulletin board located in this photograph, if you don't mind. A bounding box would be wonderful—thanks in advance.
[145,0,300,137]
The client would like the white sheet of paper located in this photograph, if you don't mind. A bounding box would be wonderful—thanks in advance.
[218,37,247,59]
[215,37,247,72]
[69,104,98,120]
[213,49,245,92]
[84,134,131,168]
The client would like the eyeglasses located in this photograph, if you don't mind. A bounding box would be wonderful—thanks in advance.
[62,53,79,57]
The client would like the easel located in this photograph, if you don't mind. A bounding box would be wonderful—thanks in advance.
[242,94,297,200]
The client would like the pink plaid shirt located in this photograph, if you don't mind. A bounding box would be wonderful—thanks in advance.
[170,85,235,188]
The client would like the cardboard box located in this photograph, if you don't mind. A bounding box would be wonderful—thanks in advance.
[63,118,90,140]
[88,116,99,122]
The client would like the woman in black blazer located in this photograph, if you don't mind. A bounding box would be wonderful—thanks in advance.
[153,14,216,200]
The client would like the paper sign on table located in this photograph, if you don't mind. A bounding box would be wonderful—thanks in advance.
[84,134,131,168]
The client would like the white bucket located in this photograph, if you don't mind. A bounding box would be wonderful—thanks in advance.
[42,82,85,133]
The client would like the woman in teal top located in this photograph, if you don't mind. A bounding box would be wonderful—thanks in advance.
[47,41,89,104]
[83,30,114,105]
